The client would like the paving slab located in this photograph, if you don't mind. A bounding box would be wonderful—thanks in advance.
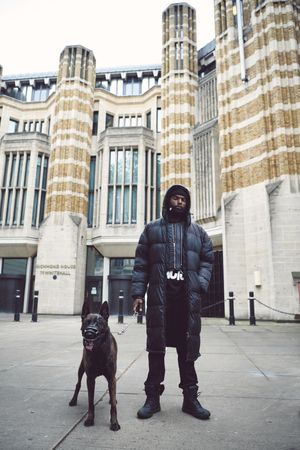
[0,314,299,450]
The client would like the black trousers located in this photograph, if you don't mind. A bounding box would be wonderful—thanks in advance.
[144,343,198,389]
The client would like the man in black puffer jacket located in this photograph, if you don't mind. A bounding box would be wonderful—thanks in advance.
[132,184,214,420]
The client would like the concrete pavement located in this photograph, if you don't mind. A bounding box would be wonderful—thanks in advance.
[0,313,299,450]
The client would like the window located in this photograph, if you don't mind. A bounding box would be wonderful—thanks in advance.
[107,147,138,224]
[86,246,104,276]
[124,77,140,96]
[141,76,156,94]
[31,154,49,227]
[110,258,134,275]
[110,78,123,96]
[92,111,99,135]
[8,119,19,133]
[156,108,161,132]
[0,152,30,227]
[146,111,151,129]
[87,156,96,227]
[106,113,114,128]
[144,149,160,223]
[2,258,27,275]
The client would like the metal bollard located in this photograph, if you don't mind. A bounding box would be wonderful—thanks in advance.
[118,289,124,324]
[137,308,143,324]
[32,290,39,322]
[248,291,256,325]
[14,289,21,322]
[228,291,235,325]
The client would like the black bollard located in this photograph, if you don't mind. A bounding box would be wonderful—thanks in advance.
[32,290,39,322]
[228,291,235,325]
[248,291,256,325]
[118,289,124,324]
[137,307,143,324]
[14,289,21,322]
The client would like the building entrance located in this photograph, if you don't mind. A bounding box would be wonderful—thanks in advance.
[0,275,25,312]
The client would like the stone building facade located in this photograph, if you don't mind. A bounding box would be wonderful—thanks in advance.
[0,1,299,319]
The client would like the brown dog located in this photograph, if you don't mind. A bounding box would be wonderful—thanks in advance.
[69,301,120,431]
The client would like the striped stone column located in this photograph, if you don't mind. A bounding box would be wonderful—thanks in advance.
[215,0,300,319]
[46,46,96,216]
[161,3,198,191]
[35,46,96,315]
[216,0,300,193]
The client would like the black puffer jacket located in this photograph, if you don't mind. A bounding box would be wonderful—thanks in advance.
[131,185,214,361]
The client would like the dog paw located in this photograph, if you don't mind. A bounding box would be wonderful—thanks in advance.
[84,417,94,427]
[69,399,77,407]
[110,421,121,431]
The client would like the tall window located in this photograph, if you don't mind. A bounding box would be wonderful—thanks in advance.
[87,156,96,227]
[0,152,30,226]
[32,154,49,227]
[105,113,114,128]
[8,119,19,133]
[107,147,138,224]
[92,111,99,135]
[144,150,161,223]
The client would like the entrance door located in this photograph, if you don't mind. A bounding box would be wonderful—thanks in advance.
[108,276,132,315]
[0,276,25,312]
[201,251,224,318]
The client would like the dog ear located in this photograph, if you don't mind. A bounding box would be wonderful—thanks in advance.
[100,301,109,322]
[81,301,90,321]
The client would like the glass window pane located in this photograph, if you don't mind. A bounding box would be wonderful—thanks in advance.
[13,189,20,225]
[3,258,27,275]
[115,186,121,224]
[5,189,12,225]
[110,258,134,275]
[137,115,142,126]
[3,154,10,186]
[0,190,6,225]
[124,149,131,184]
[123,186,129,223]
[39,191,46,224]
[32,190,39,226]
[16,154,24,186]
[131,186,137,223]
[35,155,42,188]
[118,116,124,127]
[132,149,138,183]
[107,186,113,224]
[86,246,104,276]
[24,155,30,187]
[109,149,115,184]
[124,116,130,127]
[9,154,17,186]
[116,150,123,184]
[42,157,48,189]
[20,190,27,225]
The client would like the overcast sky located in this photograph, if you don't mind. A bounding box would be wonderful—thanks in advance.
[1,0,215,76]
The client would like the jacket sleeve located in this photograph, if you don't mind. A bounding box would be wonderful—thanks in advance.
[199,229,214,293]
[131,225,150,299]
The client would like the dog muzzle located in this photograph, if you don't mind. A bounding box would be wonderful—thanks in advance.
[82,325,101,352]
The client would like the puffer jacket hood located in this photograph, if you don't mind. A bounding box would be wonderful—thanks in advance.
[162,184,191,223]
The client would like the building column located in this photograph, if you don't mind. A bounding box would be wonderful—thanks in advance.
[23,256,33,313]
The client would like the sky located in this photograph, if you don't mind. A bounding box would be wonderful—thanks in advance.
[0,0,215,76]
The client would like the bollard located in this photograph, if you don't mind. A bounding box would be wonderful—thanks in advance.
[32,290,39,322]
[228,291,235,325]
[14,289,21,322]
[137,307,143,324]
[248,291,256,325]
[118,289,124,324]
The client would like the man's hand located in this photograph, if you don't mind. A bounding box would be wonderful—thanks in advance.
[133,298,143,314]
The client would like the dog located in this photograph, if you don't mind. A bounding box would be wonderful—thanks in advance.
[69,301,120,431]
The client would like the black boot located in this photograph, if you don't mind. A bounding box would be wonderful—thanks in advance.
[137,385,164,419]
[182,385,210,420]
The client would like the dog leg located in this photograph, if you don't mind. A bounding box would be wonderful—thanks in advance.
[108,376,121,431]
[69,359,84,406]
[84,375,95,426]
